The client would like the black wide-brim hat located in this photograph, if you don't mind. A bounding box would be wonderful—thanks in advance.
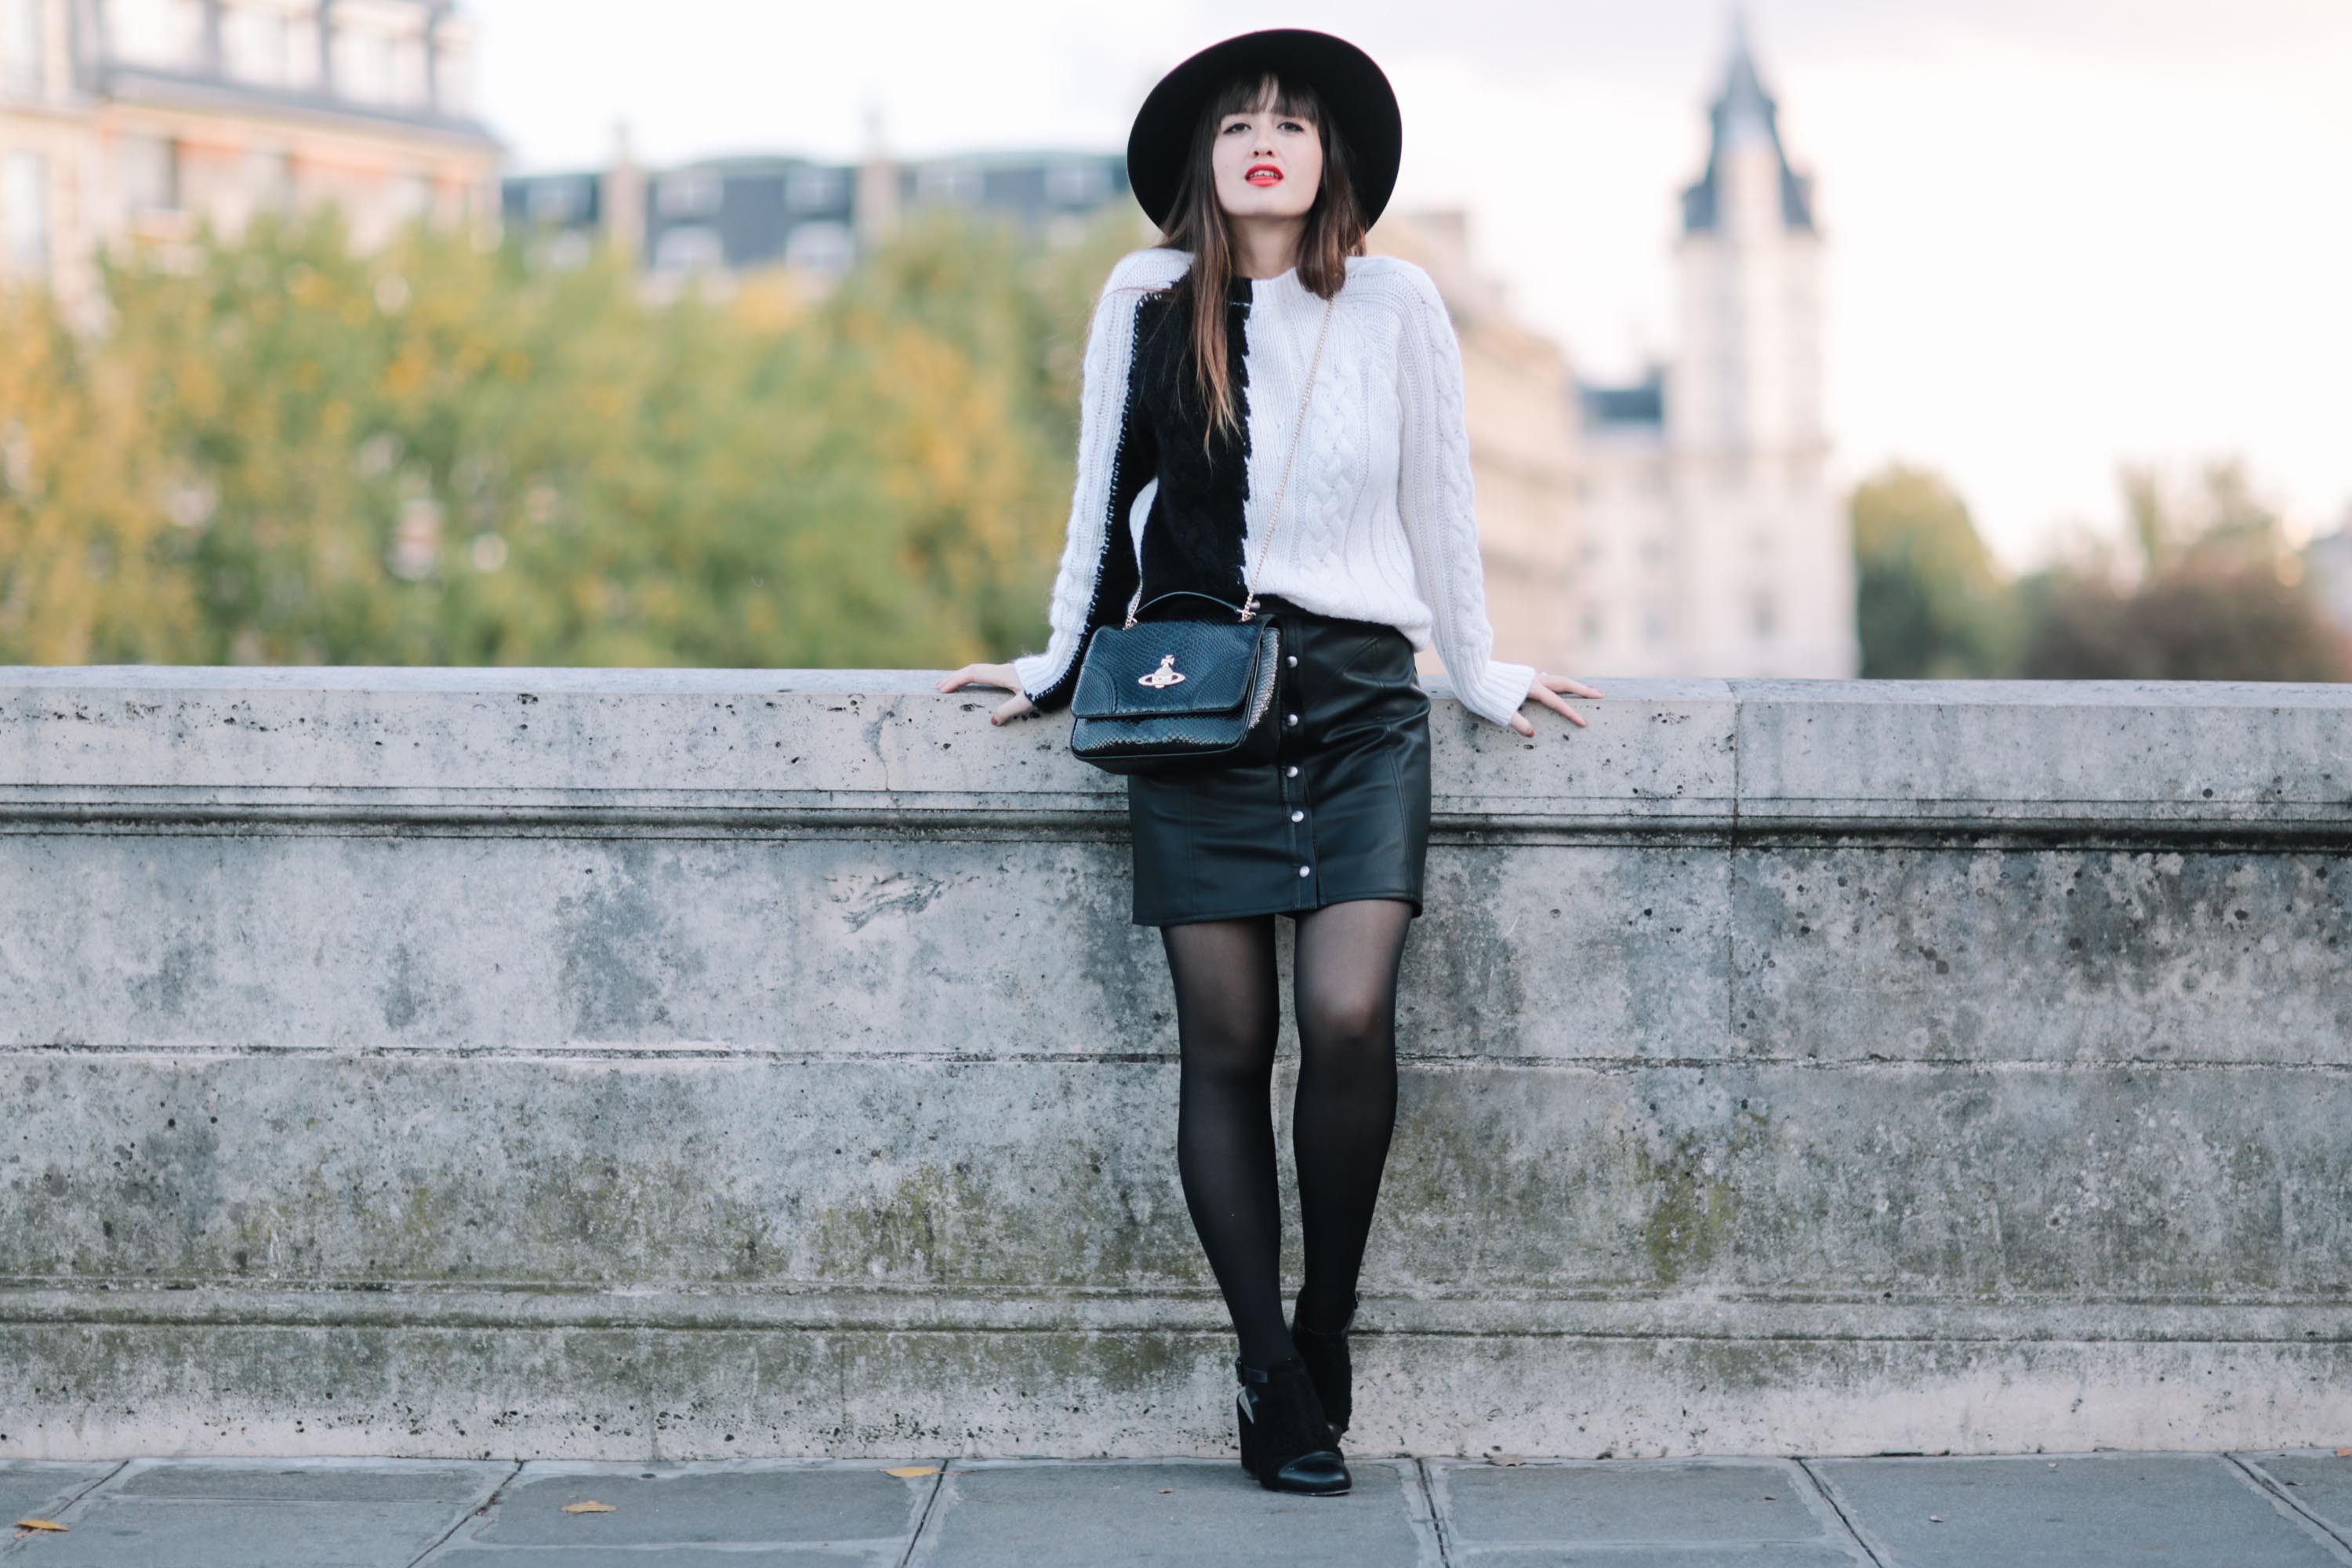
[1126,27,1403,233]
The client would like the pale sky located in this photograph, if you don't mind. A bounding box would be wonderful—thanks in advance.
[475,0,2352,572]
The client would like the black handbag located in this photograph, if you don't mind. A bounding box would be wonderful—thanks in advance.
[1067,293,1335,776]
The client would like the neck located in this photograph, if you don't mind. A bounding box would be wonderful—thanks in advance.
[1228,214,1304,280]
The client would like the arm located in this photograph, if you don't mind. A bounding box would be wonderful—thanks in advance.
[1390,262,1538,731]
[1011,253,1170,713]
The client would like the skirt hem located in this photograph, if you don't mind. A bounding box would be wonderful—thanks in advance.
[1134,889,1424,928]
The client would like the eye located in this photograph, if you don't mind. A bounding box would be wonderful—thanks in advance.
[1279,120,1307,132]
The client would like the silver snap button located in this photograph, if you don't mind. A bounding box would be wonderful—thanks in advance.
[1290,809,1305,822]
[1285,764,1298,777]
[1286,654,1298,666]
[1284,713,1298,726]
[1298,865,1310,877]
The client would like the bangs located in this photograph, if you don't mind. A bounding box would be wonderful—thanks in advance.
[1207,69,1323,125]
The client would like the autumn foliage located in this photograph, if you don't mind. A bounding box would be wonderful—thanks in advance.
[0,203,1140,670]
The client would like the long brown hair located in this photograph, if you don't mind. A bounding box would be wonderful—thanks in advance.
[1158,69,1368,452]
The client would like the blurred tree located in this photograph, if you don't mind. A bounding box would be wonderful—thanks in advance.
[2017,458,2352,681]
[0,199,1145,671]
[0,285,198,662]
[1849,461,2020,677]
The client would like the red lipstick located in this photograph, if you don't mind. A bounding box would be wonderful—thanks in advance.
[1244,162,1283,186]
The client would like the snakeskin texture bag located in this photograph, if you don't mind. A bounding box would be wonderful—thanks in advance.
[1067,293,1334,776]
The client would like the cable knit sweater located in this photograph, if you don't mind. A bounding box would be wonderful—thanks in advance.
[1011,245,1537,731]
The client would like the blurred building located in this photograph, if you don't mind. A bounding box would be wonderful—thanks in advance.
[0,0,500,325]
[2307,514,2352,641]
[502,124,1137,292]
[1567,17,1857,677]
[1367,207,1584,692]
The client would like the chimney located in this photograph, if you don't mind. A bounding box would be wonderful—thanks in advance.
[601,118,645,260]
[854,97,898,251]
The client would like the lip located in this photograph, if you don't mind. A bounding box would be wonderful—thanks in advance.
[1243,162,1283,186]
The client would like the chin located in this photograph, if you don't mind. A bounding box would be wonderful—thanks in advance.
[1222,188,1312,220]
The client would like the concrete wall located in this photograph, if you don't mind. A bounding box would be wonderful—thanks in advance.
[2,666,2347,1461]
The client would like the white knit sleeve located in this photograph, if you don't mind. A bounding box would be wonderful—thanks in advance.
[1011,250,1172,712]
[1389,262,1537,731]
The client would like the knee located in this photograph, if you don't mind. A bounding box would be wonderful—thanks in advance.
[1298,991,1392,1059]
[1178,1020,1278,1083]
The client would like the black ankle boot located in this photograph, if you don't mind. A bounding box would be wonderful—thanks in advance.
[1233,1352,1350,1494]
[1289,1291,1359,1439]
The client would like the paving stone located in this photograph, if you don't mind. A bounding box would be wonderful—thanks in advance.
[906,1458,1439,1568]
[1813,1453,2352,1568]
[426,1552,865,1567]
[2,1459,510,1568]
[0,1463,116,1527]
[1448,1549,1875,1567]
[1428,1457,1858,1552]
[112,1458,509,1501]
[2241,1451,2352,1544]
[7,1498,485,1567]
[466,1460,934,1548]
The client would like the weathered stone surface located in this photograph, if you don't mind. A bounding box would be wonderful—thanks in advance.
[2,668,2348,1458]
[9,1054,2344,1299]
[1731,845,2352,1065]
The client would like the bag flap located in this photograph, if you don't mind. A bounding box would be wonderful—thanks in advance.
[1070,620,1272,720]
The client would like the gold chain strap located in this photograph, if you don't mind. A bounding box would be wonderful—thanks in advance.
[1123,292,1338,630]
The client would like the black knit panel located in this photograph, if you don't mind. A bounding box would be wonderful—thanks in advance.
[1131,281,1255,619]
[1029,276,1257,713]
[1028,293,1159,714]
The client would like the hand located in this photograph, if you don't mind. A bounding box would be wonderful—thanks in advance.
[1508,670,1605,736]
[937,662,1040,726]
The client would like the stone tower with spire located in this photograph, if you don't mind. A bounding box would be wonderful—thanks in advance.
[1672,13,1850,677]
[1563,13,1857,679]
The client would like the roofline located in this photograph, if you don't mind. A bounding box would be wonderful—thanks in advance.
[97,65,503,152]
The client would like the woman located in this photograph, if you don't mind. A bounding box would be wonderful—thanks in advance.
[938,27,1601,1494]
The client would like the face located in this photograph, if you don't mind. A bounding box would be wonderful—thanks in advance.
[1209,85,1324,222]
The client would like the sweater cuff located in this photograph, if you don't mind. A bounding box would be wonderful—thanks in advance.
[1461,659,1536,729]
[1011,650,1062,710]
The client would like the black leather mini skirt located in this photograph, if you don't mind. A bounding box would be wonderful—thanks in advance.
[1125,593,1432,927]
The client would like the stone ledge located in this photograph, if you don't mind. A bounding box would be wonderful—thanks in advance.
[7,669,2345,839]
[5,666,2348,1457]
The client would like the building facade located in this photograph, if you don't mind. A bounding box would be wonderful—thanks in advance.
[502,127,1137,289]
[0,0,499,325]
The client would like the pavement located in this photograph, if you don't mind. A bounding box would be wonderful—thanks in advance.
[6,1450,2352,1566]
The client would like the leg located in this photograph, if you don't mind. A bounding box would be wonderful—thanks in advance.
[1160,913,1292,1368]
[1289,897,1414,1330]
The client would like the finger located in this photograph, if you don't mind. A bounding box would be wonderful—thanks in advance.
[1541,674,1605,699]
[1544,684,1595,719]
[1539,691,1588,727]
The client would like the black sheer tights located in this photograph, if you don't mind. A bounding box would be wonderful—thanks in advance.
[1159,898,1414,1370]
